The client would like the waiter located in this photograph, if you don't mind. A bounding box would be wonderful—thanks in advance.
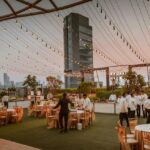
[144,96,150,124]
[53,93,73,133]
[2,94,9,108]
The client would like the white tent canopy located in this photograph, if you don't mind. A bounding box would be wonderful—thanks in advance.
[0,0,150,79]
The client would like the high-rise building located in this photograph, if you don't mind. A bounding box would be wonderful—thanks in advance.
[64,13,93,88]
[4,73,10,88]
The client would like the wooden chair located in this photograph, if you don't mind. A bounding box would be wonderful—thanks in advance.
[129,119,137,134]
[0,110,7,125]
[142,132,150,150]
[117,126,138,150]
[11,110,18,123]
[46,109,59,129]
[115,121,135,139]
[80,111,90,129]
[17,107,23,122]
[33,105,42,118]
[68,112,78,129]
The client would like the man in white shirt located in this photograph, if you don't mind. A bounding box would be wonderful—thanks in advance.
[75,94,84,109]
[118,93,129,126]
[109,92,117,102]
[126,92,131,117]
[141,91,148,118]
[2,94,9,108]
[128,93,136,118]
[144,96,150,124]
[82,93,91,111]
[47,92,53,100]
[135,92,142,118]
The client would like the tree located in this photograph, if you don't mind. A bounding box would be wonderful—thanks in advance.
[122,69,146,93]
[77,82,95,94]
[46,76,62,94]
[23,75,38,92]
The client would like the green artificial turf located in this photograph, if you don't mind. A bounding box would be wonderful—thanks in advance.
[0,111,146,150]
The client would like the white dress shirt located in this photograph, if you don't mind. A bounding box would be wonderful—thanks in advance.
[144,99,150,109]
[135,95,142,105]
[75,98,84,108]
[109,94,117,102]
[128,97,136,111]
[119,97,128,113]
[126,94,131,107]
[2,96,9,102]
[83,97,91,111]
[141,94,148,105]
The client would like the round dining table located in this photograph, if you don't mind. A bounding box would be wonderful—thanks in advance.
[135,124,150,150]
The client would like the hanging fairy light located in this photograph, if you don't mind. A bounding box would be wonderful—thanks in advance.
[97,3,146,63]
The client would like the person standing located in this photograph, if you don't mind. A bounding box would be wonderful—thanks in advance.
[118,93,129,127]
[109,92,117,102]
[2,94,9,108]
[144,96,150,124]
[141,91,148,118]
[128,93,136,118]
[135,92,142,118]
[53,93,73,133]
[126,92,131,117]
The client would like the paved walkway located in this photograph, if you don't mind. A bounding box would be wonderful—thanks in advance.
[0,139,40,150]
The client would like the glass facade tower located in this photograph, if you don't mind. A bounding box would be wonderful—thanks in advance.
[64,13,93,88]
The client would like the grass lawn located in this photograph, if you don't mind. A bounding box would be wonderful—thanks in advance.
[0,111,146,150]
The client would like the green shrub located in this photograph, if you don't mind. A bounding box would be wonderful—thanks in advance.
[54,93,63,100]
[96,88,123,101]
[0,91,7,99]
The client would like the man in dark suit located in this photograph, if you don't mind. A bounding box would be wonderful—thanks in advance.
[53,93,73,133]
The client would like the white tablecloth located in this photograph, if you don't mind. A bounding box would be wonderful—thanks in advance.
[7,109,15,112]
[135,124,150,132]
[77,110,84,114]
[135,124,150,150]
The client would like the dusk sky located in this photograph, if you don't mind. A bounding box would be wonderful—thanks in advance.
[0,0,150,84]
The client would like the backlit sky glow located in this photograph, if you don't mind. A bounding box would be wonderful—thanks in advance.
[0,0,150,85]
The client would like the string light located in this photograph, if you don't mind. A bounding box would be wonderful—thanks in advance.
[97,2,146,63]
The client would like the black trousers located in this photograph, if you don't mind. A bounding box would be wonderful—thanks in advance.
[119,112,129,126]
[128,107,131,117]
[146,109,150,124]
[59,112,69,130]
[142,105,146,118]
[136,105,141,117]
[4,101,8,108]
[130,110,135,118]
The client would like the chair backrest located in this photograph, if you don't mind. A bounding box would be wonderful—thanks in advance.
[129,119,137,131]
[69,112,77,120]
[142,131,150,147]
[0,110,7,116]
[117,126,126,143]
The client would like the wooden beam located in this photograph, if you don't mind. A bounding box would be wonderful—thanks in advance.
[0,0,92,22]
[16,0,48,12]
[0,0,42,19]
[3,0,17,16]
[129,63,150,68]
[49,0,58,10]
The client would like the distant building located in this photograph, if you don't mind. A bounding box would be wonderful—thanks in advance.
[10,81,15,87]
[64,13,93,88]
[4,73,10,88]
